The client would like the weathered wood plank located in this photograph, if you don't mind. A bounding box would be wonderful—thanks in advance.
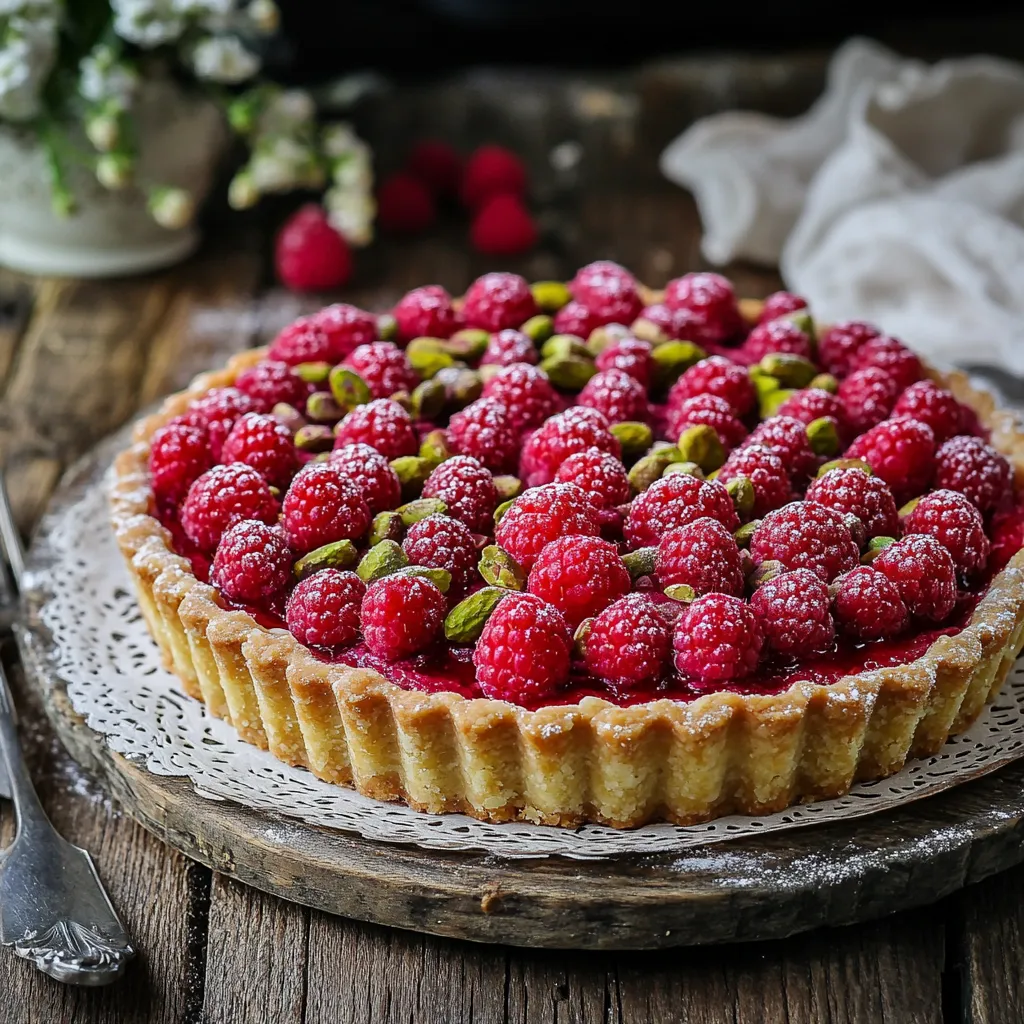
[0,268,34,388]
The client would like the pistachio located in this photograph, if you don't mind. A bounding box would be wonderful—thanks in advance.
[376,313,398,341]
[898,497,920,518]
[628,445,685,492]
[419,428,451,466]
[492,475,522,500]
[306,391,346,423]
[272,402,306,434]
[390,391,413,413]
[293,539,358,580]
[493,498,515,525]
[406,343,454,379]
[759,388,795,419]
[584,323,632,355]
[443,368,483,407]
[328,366,372,412]
[268,484,282,499]
[677,424,726,473]
[294,424,335,452]
[664,583,696,603]
[861,535,897,564]
[733,520,761,548]
[662,461,703,478]
[725,476,756,521]
[539,354,598,390]
[652,341,706,387]
[369,511,404,546]
[609,421,654,462]
[530,280,571,312]
[541,334,591,361]
[478,544,526,590]
[397,497,446,526]
[629,317,669,346]
[356,540,409,582]
[749,366,782,400]
[573,617,593,658]
[390,455,433,498]
[294,361,331,384]
[444,587,507,643]
[411,378,447,421]
[783,309,816,341]
[758,353,818,389]
[748,559,785,589]
[392,565,452,593]
[817,457,873,478]
[622,546,657,580]
[738,297,765,326]
[446,328,489,361]
[806,416,840,457]
[522,314,554,344]
[809,373,839,394]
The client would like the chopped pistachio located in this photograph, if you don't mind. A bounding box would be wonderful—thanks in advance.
[294,424,335,452]
[390,455,432,499]
[419,428,451,466]
[541,334,591,361]
[522,314,554,344]
[376,313,397,341]
[446,328,489,361]
[758,353,817,389]
[651,341,706,387]
[861,535,897,564]
[817,457,873,478]
[725,476,755,521]
[629,317,669,346]
[622,546,657,579]
[294,361,331,384]
[610,421,654,463]
[411,378,447,421]
[293,540,359,580]
[540,354,598,390]
[328,366,372,411]
[748,559,785,589]
[677,424,726,473]
[272,402,306,434]
[759,388,796,419]
[664,583,696,603]
[733,520,761,548]
[478,544,526,590]
[306,391,346,423]
[392,565,452,593]
[662,461,704,478]
[444,587,507,643]
[369,511,404,546]
[809,373,839,394]
[493,498,515,525]
[628,445,685,492]
[397,497,446,526]
[356,540,408,582]
[492,475,522,500]
[573,617,593,658]
[531,280,571,312]
[806,416,840,457]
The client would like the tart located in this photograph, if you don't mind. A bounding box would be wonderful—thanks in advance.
[109,266,1024,828]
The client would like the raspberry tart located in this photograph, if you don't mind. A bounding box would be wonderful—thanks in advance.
[110,268,1024,828]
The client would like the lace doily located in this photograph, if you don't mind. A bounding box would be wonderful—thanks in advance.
[19,431,1024,861]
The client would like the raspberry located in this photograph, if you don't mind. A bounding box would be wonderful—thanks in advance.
[482,364,560,433]
[742,415,821,485]
[447,397,519,473]
[717,445,792,517]
[281,462,372,554]
[527,534,631,627]
[344,342,419,400]
[989,508,1024,575]
[519,407,621,488]
[656,517,745,597]
[672,593,764,687]
[275,204,352,292]
[624,473,739,549]
[421,455,498,533]
[334,399,418,460]
[310,303,379,360]
[552,300,600,340]
[742,319,813,363]
[211,520,292,603]
[818,321,880,378]
[148,421,212,504]
[181,463,278,554]
[934,435,1012,512]
[635,302,675,335]
[750,568,835,656]
[221,413,298,489]
[361,574,447,661]
[267,317,335,366]
[892,380,965,443]
[235,360,310,413]
[831,566,909,641]
[583,594,672,688]
[666,394,747,452]
[775,388,851,442]
[460,144,528,210]
[577,368,649,424]
[376,172,436,234]
[838,366,900,435]
[758,291,808,323]
[553,449,630,510]
[844,416,935,504]
[480,329,538,366]
[851,336,922,391]
[182,386,256,461]
[403,514,479,593]
[329,442,402,514]
[406,139,463,197]
[393,285,458,342]
[873,535,957,622]
[286,569,366,648]
[902,489,990,576]
[570,260,643,327]
[473,592,571,703]
[663,272,743,345]
[668,356,756,417]
[595,336,654,387]
[470,193,538,255]
[635,303,708,343]
[494,482,601,571]
[461,271,537,332]
[805,467,899,539]
[750,502,859,583]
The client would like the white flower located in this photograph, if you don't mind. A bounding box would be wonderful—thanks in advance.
[96,153,133,190]
[245,0,278,33]
[249,136,320,192]
[149,187,195,229]
[85,112,120,151]
[227,170,258,210]
[325,187,375,248]
[0,12,59,121]
[191,34,260,83]
[0,1,59,13]
[110,0,185,47]
[321,122,364,160]
[79,46,139,110]
[332,147,372,192]
[257,89,315,135]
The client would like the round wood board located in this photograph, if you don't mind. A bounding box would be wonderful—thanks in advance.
[15,431,1024,951]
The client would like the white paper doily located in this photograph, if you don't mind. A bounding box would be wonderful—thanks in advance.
[20,445,1024,861]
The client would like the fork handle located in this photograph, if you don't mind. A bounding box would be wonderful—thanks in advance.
[0,668,49,833]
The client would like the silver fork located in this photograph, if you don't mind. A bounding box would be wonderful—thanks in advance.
[0,475,134,985]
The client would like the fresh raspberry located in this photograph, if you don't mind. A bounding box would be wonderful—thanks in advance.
[838,366,900,435]
[934,435,1012,513]
[570,260,643,327]
[221,413,298,489]
[805,467,899,539]
[480,329,538,366]
[775,388,851,442]
[873,535,957,622]
[519,407,621,488]
[758,291,808,323]
[750,568,835,656]
[334,399,418,460]
[344,342,419,400]
[817,321,880,378]
[267,317,335,366]
[447,397,519,473]
[844,416,935,504]
[393,285,458,342]
[577,368,649,424]
[595,336,654,387]
[635,303,706,342]
[583,594,672,688]
[275,204,352,292]
[286,569,366,648]
[656,517,745,597]
[361,574,447,661]
[667,356,756,417]
[182,387,257,461]
[310,303,379,359]
[624,473,739,550]
[717,445,792,517]
[281,462,372,554]
[892,381,965,443]
[403,514,479,593]
[554,449,630,510]
[673,593,763,687]
[742,319,813,363]
[148,421,212,504]
[665,394,747,452]
[750,502,859,583]
[211,520,292,603]
[376,172,436,234]
[663,272,743,345]
[470,193,538,255]
[460,144,528,210]
[235,360,310,412]
[831,566,909,641]
[406,139,463,197]
[482,364,560,433]
[421,455,498,533]
[461,271,537,332]
[494,482,601,571]
[851,336,922,391]
[527,534,631,627]
[552,300,600,340]
[742,415,822,485]
[329,442,402,514]
[180,463,278,554]
[635,302,675,335]
[902,489,990,576]
[988,508,1024,575]
[473,592,571,703]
